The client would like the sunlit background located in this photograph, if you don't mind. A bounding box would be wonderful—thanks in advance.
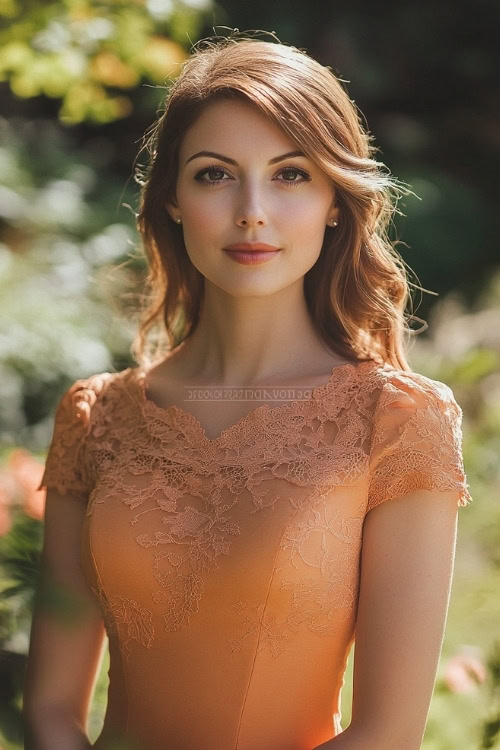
[0,1,499,748]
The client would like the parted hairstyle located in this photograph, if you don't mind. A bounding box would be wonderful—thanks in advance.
[132,29,424,371]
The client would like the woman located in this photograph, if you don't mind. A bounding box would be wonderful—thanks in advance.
[23,31,472,750]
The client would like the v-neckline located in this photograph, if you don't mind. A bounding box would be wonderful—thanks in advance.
[132,358,381,445]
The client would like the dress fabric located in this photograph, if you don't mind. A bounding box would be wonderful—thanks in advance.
[37,360,473,750]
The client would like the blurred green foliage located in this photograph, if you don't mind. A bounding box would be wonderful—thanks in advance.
[0,0,215,123]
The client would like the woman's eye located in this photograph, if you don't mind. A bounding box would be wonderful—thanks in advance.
[275,167,311,186]
[193,165,311,187]
[194,166,231,186]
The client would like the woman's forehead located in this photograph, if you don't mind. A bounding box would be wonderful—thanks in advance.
[179,100,298,161]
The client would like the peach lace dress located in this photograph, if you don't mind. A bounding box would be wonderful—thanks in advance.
[37,360,472,750]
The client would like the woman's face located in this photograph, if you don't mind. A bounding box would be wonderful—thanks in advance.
[166,98,339,296]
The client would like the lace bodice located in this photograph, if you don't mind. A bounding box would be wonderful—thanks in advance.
[37,361,472,750]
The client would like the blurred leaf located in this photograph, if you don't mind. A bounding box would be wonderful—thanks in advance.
[0,513,43,612]
[0,0,197,123]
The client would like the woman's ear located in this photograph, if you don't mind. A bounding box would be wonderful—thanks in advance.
[164,202,178,221]
[164,197,179,223]
[328,188,339,224]
[328,203,339,225]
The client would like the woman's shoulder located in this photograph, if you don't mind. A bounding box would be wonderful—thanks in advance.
[369,363,462,417]
[56,366,139,429]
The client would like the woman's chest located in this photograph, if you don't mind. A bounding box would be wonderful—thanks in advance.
[81,447,369,656]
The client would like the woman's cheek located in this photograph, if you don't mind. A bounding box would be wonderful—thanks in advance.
[189,197,227,229]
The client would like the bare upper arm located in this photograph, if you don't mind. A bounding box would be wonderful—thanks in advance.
[350,489,459,749]
[23,489,106,729]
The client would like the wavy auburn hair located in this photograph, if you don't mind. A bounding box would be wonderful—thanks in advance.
[132,30,423,371]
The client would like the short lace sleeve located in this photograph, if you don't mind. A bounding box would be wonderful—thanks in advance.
[37,377,102,503]
[367,371,473,513]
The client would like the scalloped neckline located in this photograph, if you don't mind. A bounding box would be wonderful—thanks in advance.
[132,358,381,445]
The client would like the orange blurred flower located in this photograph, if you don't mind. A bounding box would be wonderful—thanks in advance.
[6,448,46,520]
[443,646,487,693]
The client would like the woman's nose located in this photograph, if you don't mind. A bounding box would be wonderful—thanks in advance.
[237,214,266,227]
[234,185,268,228]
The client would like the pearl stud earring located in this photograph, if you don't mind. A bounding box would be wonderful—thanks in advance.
[330,219,338,226]
[175,217,182,224]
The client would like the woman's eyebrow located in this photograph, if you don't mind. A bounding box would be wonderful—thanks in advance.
[184,150,306,166]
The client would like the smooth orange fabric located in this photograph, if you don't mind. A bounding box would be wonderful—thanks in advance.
[38,360,472,750]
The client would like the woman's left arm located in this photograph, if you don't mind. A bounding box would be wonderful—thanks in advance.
[313,487,459,750]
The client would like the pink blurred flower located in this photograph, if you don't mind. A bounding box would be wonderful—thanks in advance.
[443,646,487,693]
[6,448,46,520]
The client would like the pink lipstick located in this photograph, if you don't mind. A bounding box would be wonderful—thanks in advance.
[223,242,281,265]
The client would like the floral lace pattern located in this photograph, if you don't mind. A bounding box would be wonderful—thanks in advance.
[91,579,155,660]
[367,370,472,513]
[38,361,473,661]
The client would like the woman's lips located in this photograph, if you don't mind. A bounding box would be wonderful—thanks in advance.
[223,249,281,265]
[224,243,280,252]
[223,243,281,265]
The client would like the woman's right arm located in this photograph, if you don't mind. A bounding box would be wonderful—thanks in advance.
[23,488,107,749]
